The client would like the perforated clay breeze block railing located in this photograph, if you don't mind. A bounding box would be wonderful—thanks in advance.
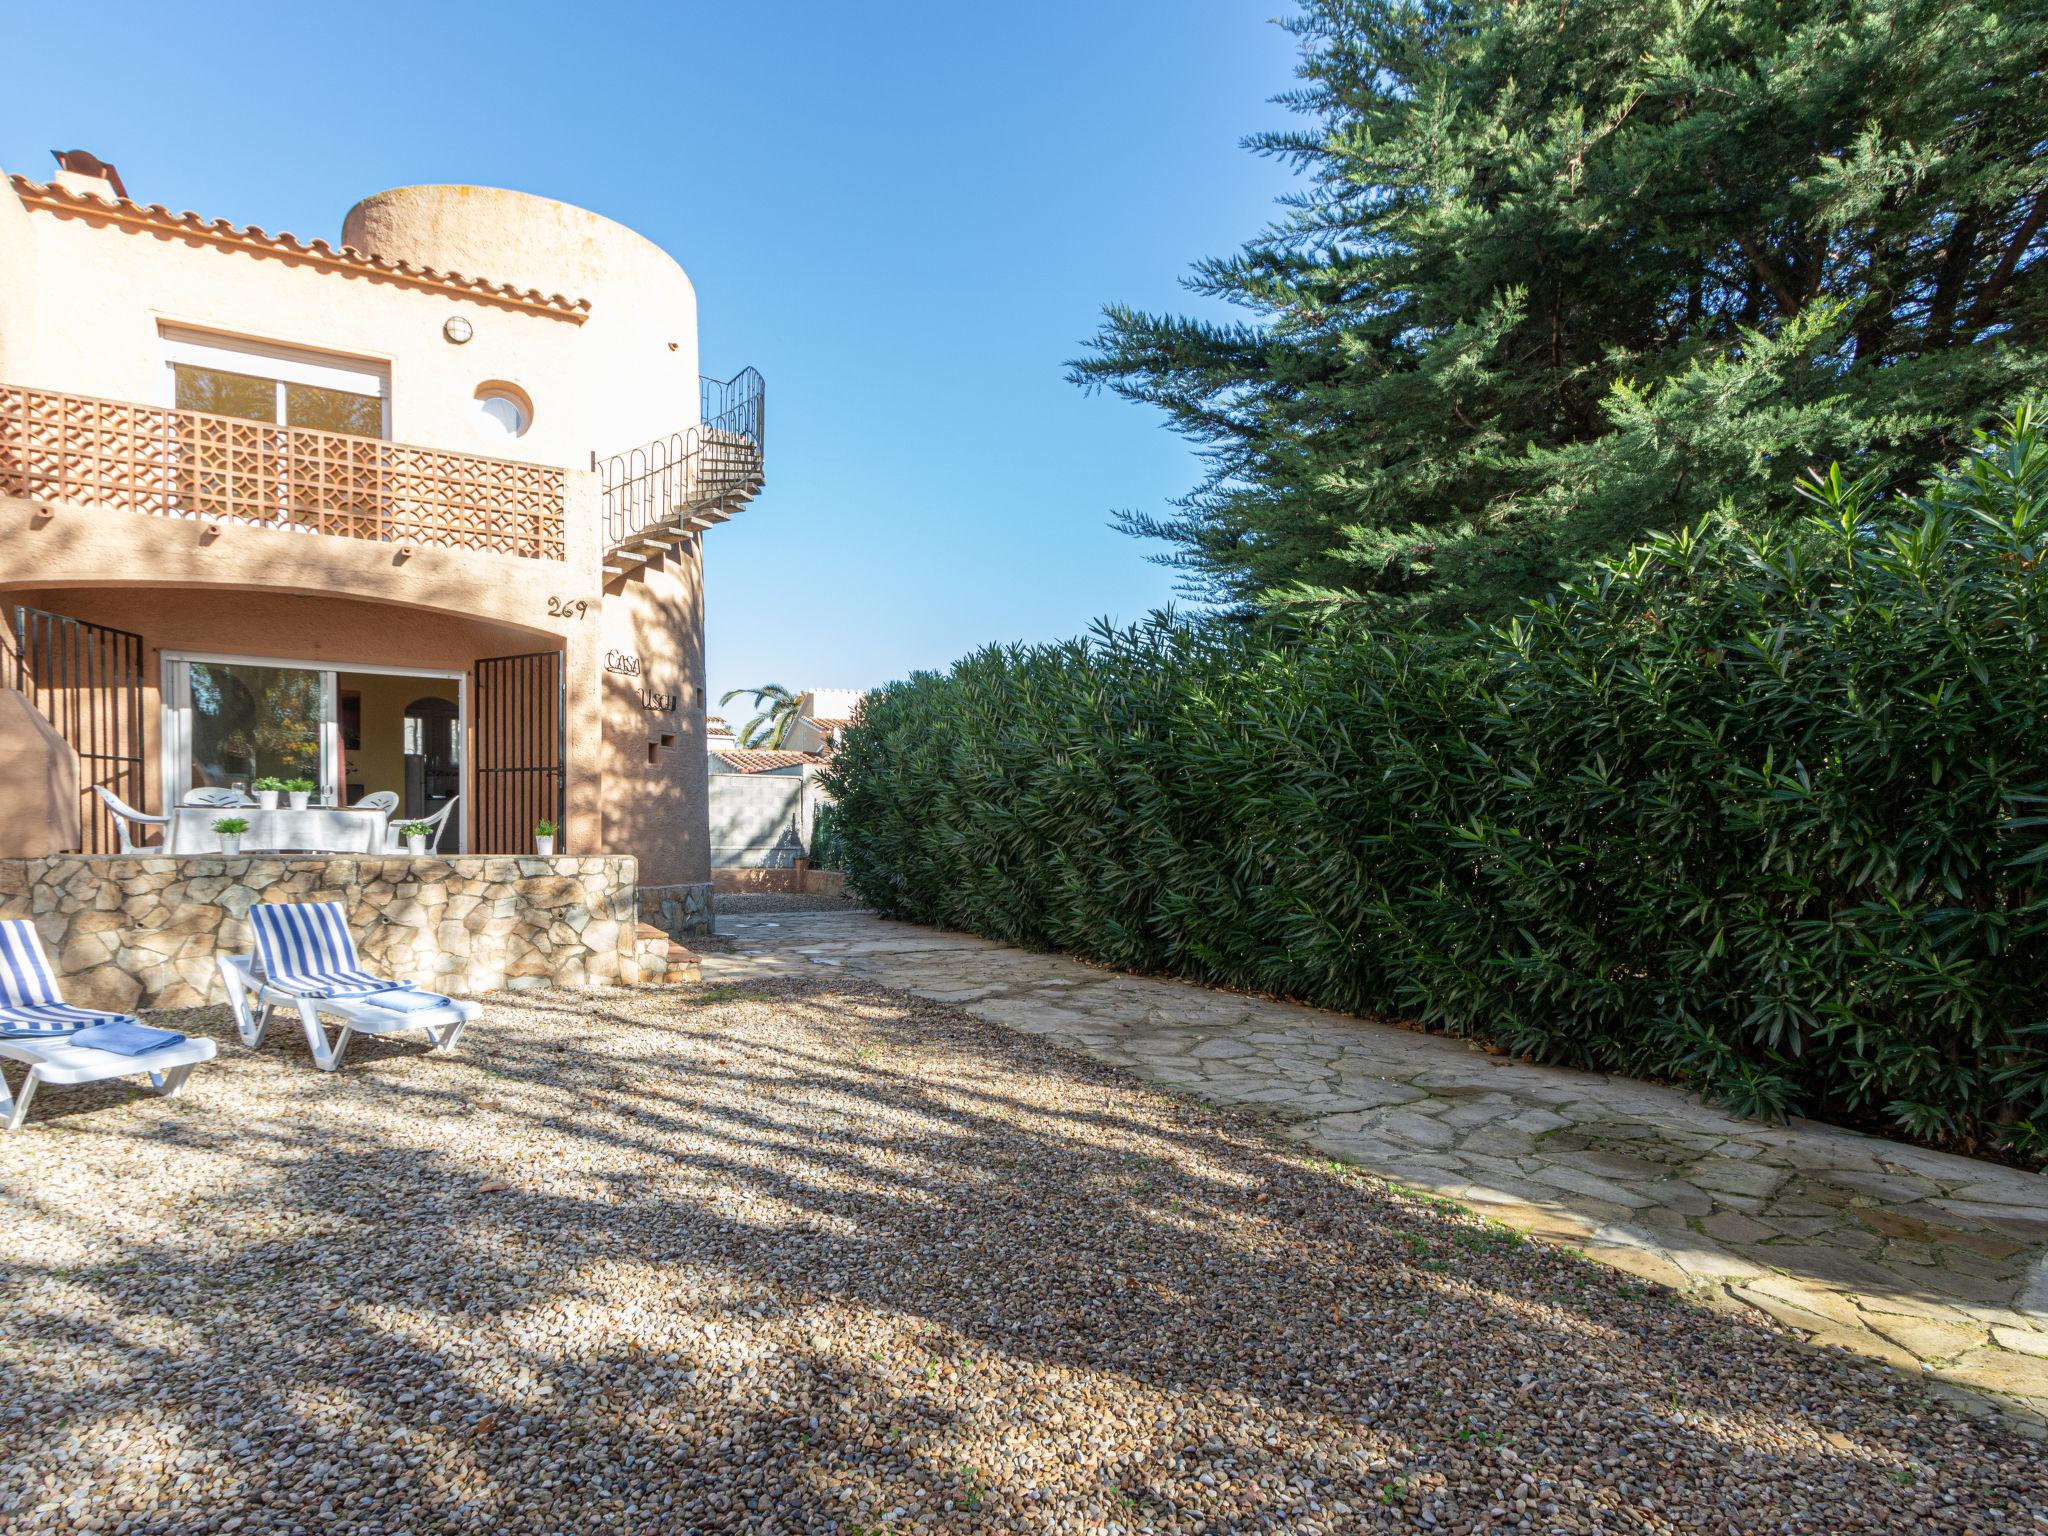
[0,384,566,561]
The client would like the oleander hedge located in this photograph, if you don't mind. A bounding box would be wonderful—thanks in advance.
[828,417,2048,1158]
[806,802,846,872]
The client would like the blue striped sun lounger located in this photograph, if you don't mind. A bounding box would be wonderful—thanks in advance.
[0,919,179,1042]
[248,901,417,1000]
[0,919,214,1129]
[221,903,478,1072]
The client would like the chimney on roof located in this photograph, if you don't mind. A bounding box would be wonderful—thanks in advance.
[50,149,127,203]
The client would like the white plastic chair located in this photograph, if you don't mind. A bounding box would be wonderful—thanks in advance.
[356,790,400,815]
[183,787,253,808]
[383,795,460,853]
[91,785,170,854]
[0,920,216,1130]
[216,901,479,1071]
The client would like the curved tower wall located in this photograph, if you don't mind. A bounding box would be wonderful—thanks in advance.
[345,185,712,891]
[342,184,701,454]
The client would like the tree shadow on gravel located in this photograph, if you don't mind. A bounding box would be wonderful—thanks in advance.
[0,978,2040,1534]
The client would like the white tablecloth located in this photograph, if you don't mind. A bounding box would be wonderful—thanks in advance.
[169,806,391,855]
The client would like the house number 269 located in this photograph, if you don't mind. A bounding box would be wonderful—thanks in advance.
[546,596,589,619]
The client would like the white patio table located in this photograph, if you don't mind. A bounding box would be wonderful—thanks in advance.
[168,806,391,856]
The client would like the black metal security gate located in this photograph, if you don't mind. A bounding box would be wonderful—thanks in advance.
[9,606,148,854]
[473,649,565,853]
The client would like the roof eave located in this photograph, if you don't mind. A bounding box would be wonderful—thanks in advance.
[9,175,593,323]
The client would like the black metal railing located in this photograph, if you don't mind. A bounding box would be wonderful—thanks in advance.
[701,367,765,443]
[597,368,765,551]
[473,649,566,855]
[10,606,148,855]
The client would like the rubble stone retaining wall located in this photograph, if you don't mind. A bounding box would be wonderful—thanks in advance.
[0,854,645,1011]
[642,880,714,939]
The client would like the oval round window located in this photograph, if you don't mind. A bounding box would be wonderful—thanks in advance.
[475,383,531,439]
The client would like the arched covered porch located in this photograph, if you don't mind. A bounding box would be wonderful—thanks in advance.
[1,578,587,859]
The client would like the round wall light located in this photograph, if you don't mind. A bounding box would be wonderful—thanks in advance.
[443,316,474,345]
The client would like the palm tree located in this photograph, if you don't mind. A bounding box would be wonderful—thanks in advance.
[720,683,803,749]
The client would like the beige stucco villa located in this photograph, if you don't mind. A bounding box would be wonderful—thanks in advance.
[0,150,763,934]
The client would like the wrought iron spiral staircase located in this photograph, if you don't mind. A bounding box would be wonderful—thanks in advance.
[594,367,765,581]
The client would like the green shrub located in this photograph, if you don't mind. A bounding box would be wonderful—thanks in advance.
[807,802,847,871]
[827,417,2048,1157]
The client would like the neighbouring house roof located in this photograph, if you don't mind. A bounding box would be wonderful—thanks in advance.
[800,688,866,724]
[796,715,850,740]
[780,689,867,757]
[8,174,593,322]
[712,749,824,775]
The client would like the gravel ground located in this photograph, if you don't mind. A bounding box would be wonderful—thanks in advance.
[2,977,2042,1535]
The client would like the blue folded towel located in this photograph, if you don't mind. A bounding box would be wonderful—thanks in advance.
[275,979,415,1000]
[350,987,456,1014]
[68,1020,187,1055]
[0,1021,81,1040]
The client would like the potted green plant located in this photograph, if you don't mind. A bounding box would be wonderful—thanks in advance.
[398,820,434,856]
[252,775,286,811]
[212,815,250,856]
[283,777,316,812]
[534,819,558,856]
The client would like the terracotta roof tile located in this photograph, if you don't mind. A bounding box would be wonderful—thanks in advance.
[9,175,592,322]
[713,749,823,774]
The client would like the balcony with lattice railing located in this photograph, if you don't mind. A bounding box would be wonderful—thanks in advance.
[595,367,765,578]
[0,383,567,561]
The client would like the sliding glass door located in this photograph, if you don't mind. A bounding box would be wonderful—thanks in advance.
[163,655,468,848]
[166,658,336,804]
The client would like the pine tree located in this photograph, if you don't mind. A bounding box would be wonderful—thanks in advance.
[1071,0,2048,623]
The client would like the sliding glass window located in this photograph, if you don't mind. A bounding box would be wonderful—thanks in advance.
[173,661,335,802]
[284,381,382,436]
[173,364,278,423]
[172,365,381,438]
[162,328,389,439]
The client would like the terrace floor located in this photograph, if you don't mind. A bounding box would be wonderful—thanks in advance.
[714,909,2048,1430]
[2,974,2044,1533]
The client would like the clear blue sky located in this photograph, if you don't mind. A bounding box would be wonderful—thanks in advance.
[3,1,1302,710]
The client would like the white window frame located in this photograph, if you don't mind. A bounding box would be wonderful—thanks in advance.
[160,325,393,438]
[162,651,467,852]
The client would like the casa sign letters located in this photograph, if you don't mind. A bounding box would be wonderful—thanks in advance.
[606,651,678,714]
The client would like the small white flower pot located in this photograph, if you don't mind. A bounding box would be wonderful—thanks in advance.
[254,790,280,811]
[534,835,556,856]
[219,834,243,856]
[405,835,428,855]
[288,791,311,811]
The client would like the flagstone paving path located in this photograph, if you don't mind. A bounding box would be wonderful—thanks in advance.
[709,908,2048,1429]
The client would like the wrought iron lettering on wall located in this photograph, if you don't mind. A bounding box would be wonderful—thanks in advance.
[603,650,677,712]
